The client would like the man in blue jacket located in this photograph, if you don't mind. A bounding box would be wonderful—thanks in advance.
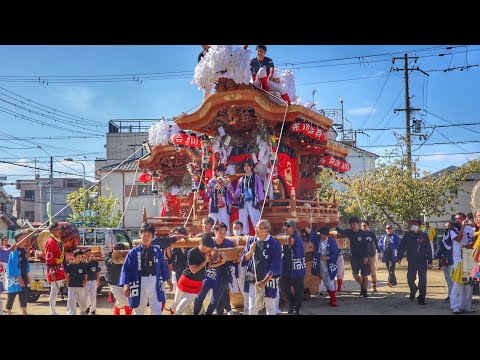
[377,224,401,287]
[280,220,306,314]
[241,219,282,315]
[306,226,340,307]
[120,222,173,315]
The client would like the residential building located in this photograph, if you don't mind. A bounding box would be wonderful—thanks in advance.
[94,119,161,235]
[424,164,480,228]
[0,186,16,237]
[15,177,94,223]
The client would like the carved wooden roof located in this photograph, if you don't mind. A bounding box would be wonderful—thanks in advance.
[137,145,200,173]
[175,88,334,135]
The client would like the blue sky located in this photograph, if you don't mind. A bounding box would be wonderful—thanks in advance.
[0,45,479,197]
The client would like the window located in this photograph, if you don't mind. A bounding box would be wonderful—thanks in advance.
[113,229,133,249]
[84,232,95,245]
[124,185,137,197]
[25,190,35,201]
[25,211,35,221]
[137,185,152,196]
[96,231,106,245]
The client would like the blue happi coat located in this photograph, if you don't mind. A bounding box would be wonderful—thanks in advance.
[288,233,307,279]
[310,232,340,281]
[241,235,282,298]
[202,239,236,289]
[119,244,170,309]
[6,249,30,293]
[377,233,401,263]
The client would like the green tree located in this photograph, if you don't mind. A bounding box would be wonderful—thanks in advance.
[315,168,351,219]
[342,154,480,228]
[67,185,122,227]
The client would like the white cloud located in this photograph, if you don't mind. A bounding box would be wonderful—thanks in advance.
[348,106,375,116]
[418,153,478,164]
[55,85,97,113]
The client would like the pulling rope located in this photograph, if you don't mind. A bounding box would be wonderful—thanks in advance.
[183,168,205,228]
[117,164,140,228]
[260,102,289,218]
[22,147,145,249]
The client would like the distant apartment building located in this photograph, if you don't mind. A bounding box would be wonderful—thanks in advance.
[0,186,16,235]
[95,120,161,233]
[16,177,94,223]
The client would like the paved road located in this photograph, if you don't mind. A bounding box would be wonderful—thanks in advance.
[1,263,478,315]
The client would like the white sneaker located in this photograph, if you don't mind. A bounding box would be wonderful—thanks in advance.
[227,310,234,315]
[452,308,462,314]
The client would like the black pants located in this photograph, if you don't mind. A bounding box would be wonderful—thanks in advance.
[216,286,232,314]
[280,276,304,311]
[385,255,397,285]
[407,262,427,301]
[6,287,28,310]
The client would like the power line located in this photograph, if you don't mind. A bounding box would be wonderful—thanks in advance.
[425,110,480,135]
[357,67,392,130]
[361,140,480,148]
[0,86,104,127]
[0,160,95,178]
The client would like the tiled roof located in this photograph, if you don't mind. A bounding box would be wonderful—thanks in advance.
[98,159,138,172]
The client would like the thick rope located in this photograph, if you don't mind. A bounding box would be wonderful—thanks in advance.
[260,103,289,218]
[22,147,144,249]
[183,168,205,228]
[117,164,140,228]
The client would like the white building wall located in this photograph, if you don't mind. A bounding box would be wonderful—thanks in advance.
[98,171,161,230]
[425,179,477,228]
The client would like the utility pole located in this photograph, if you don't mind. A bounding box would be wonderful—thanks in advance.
[340,98,344,141]
[403,54,411,166]
[393,54,429,171]
[50,156,53,223]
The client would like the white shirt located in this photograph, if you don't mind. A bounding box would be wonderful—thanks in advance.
[452,228,468,264]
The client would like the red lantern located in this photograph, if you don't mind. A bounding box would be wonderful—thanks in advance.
[315,127,328,142]
[138,172,152,183]
[332,158,342,170]
[339,161,351,173]
[322,155,332,168]
[290,122,301,133]
[185,135,202,148]
[172,132,188,146]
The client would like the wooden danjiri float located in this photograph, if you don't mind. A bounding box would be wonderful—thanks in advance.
[137,46,353,306]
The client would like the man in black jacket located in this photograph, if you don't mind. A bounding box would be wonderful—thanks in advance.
[336,216,371,297]
[397,218,433,305]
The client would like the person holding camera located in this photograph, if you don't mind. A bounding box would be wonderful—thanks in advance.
[241,219,282,315]
[436,221,457,302]
[450,213,476,313]
[206,164,236,235]
[235,158,264,236]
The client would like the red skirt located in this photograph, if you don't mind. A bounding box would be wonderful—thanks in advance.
[177,274,203,294]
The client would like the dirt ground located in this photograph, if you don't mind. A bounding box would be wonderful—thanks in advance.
[2,261,479,315]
